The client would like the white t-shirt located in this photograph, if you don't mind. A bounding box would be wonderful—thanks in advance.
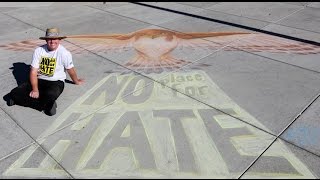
[31,44,74,81]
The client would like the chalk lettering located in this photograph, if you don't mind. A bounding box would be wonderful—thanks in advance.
[153,109,197,173]
[122,76,154,104]
[82,75,129,105]
[198,109,255,172]
[86,111,156,170]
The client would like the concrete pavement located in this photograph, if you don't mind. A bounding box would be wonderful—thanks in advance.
[0,2,320,178]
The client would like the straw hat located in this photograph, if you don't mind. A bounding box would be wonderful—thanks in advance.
[39,28,66,40]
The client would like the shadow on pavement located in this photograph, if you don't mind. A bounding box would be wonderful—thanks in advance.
[10,62,30,86]
[3,62,40,111]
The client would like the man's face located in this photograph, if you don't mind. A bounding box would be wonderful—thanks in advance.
[46,38,60,51]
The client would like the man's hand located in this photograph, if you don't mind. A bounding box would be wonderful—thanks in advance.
[67,68,84,85]
[29,90,39,98]
[74,78,85,85]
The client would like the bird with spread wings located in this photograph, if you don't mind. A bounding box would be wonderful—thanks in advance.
[1,28,320,74]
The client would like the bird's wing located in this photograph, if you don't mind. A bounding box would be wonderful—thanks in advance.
[175,32,252,50]
[2,32,319,55]
[176,32,320,55]
[0,39,45,52]
[0,34,134,54]
[65,34,134,54]
[228,33,320,55]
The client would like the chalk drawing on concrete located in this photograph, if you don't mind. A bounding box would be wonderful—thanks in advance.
[1,28,320,74]
[2,71,317,178]
[1,29,319,178]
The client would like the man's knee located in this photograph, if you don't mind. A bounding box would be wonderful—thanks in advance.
[10,82,30,97]
[10,87,22,101]
[45,89,63,100]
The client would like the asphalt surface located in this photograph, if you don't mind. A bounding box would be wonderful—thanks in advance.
[0,2,320,179]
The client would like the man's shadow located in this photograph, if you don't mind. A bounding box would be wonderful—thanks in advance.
[10,62,30,86]
[3,62,74,109]
[3,62,33,108]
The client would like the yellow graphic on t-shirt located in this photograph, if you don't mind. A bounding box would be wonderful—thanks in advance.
[39,56,56,77]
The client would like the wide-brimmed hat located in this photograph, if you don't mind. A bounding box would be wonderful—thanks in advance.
[39,28,66,40]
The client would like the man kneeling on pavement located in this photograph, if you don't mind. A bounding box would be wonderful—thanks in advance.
[8,27,84,116]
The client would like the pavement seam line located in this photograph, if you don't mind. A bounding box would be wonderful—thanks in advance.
[237,91,320,179]
[270,6,305,24]
[0,142,35,162]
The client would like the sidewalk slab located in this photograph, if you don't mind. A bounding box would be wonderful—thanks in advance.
[281,96,320,156]
[0,108,34,160]
[157,9,268,32]
[94,2,205,26]
[277,7,320,33]
[0,13,33,36]
[205,2,303,23]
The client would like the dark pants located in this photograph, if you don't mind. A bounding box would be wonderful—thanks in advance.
[10,79,64,111]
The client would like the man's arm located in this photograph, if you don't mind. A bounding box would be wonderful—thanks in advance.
[29,67,39,98]
[66,67,84,85]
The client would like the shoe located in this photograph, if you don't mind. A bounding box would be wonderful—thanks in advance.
[44,101,57,116]
[7,97,15,106]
